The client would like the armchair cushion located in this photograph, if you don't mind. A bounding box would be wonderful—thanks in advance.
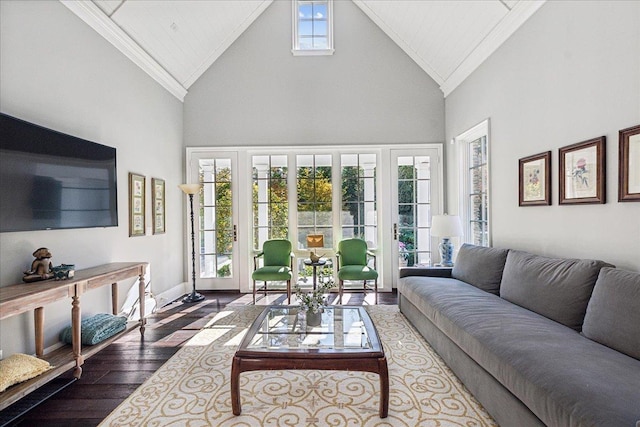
[262,239,292,266]
[338,265,378,281]
[252,266,292,281]
[337,239,369,266]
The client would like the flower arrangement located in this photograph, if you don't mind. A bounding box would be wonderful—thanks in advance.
[295,278,334,314]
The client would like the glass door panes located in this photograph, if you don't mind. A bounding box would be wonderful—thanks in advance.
[296,154,333,249]
[341,153,377,247]
[396,156,432,267]
[469,137,488,246]
[252,155,289,251]
[199,158,235,280]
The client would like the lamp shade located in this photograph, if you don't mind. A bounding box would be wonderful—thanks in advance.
[306,234,324,248]
[179,183,201,195]
[431,215,463,237]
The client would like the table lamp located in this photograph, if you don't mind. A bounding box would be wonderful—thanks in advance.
[179,183,205,303]
[431,215,463,267]
[306,234,324,262]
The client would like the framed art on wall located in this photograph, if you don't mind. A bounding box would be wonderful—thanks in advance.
[152,178,166,234]
[519,151,551,206]
[129,172,146,236]
[618,124,640,202]
[559,137,606,205]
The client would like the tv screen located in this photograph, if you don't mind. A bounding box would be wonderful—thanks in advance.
[0,113,118,232]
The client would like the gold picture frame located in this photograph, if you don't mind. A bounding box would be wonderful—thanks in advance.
[129,172,146,237]
[519,151,551,206]
[618,124,640,202]
[152,178,166,234]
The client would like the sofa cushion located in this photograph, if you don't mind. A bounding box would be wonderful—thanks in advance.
[451,244,508,295]
[499,250,611,331]
[582,267,640,360]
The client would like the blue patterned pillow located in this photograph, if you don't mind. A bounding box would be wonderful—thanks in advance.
[60,313,128,345]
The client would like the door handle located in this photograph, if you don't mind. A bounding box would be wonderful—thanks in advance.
[233,225,237,242]
[393,223,398,240]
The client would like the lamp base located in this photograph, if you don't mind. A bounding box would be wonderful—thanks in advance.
[182,291,205,303]
[439,238,455,267]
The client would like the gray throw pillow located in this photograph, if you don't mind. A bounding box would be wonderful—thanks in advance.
[582,267,640,360]
[500,250,612,331]
[451,244,509,295]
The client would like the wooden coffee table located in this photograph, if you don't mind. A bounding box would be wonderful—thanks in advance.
[231,306,389,418]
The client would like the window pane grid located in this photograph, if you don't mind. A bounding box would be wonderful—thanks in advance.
[253,155,288,250]
[341,154,377,246]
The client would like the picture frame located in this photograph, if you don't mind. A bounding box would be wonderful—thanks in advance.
[519,151,551,206]
[129,172,146,236]
[559,136,606,205]
[152,178,166,234]
[618,124,640,202]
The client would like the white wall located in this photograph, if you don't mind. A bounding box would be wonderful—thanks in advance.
[0,1,185,356]
[445,1,640,270]
[184,0,444,147]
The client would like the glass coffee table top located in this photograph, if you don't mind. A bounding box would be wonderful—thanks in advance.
[241,306,382,354]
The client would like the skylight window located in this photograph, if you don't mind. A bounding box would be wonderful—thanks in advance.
[292,0,334,55]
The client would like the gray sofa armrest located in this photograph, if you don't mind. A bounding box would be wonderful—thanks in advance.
[399,267,453,279]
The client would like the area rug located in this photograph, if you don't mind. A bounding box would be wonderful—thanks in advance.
[100,305,497,426]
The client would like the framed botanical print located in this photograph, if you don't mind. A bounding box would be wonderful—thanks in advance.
[618,124,640,202]
[519,151,551,206]
[152,178,166,234]
[559,137,606,205]
[129,172,146,236]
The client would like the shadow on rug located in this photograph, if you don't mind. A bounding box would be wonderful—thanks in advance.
[99,305,497,427]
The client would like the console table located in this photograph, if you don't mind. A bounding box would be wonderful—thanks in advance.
[0,262,148,410]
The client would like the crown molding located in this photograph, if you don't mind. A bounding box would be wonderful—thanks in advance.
[440,0,546,97]
[60,0,188,102]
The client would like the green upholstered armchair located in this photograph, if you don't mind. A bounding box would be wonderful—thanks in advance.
[336,238,378,304]
[252,239,293,304]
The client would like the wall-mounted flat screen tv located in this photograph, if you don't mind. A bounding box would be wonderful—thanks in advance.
[0,113,118,232]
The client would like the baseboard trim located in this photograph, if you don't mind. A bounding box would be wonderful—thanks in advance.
[156,282,189,307]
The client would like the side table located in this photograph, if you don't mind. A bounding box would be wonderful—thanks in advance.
[303,258,327,290]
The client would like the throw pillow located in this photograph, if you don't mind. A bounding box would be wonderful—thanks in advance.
[451,244,509,295]
[582,267,640,360]
[500,250,612,331]
[0,353,52,392]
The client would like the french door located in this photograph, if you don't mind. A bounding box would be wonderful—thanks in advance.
[187,151,239,290]
[390,149,442,286]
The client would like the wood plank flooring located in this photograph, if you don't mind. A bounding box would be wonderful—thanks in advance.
[3,290,397,427]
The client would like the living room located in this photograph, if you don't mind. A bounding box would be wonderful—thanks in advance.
[1,0,638,425]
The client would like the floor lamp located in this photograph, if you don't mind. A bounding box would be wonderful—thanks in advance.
[179,183,205,303]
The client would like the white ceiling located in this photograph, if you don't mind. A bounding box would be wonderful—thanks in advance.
[61,0,545,102]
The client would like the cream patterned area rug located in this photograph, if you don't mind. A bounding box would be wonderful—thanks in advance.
[100,305,497,426]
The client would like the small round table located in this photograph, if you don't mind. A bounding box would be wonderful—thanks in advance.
[303,258,327,290]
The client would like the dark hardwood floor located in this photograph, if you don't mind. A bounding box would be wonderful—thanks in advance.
[2,290,397,427]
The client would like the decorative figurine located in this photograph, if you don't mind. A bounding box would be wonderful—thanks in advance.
[23,247,54,282]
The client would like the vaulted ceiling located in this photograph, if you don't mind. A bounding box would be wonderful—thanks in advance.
[61,0,545,102]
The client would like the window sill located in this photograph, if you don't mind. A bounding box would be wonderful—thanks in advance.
[292,48,335,56]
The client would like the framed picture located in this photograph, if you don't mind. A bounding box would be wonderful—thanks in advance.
[519,151,551,206]
[618,124,640,202]
[129,172,146,236]
[559,137,606,205]
[152,178,166,234]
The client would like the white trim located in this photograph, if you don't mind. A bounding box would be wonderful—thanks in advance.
[155,282,189,307]
[292,0,334,56]
[352,0,444,85]
[441,0,546,97]
[60,0,188,102]
[184,1,273,87]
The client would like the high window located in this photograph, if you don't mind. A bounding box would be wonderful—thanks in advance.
[457,120,491,246]
[292,0,334,55]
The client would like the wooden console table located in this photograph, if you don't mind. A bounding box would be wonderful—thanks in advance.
[0,262,148,410]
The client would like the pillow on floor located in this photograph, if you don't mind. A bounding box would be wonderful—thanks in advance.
[0,353,52,392]
[60,313,128,346]
[582,267,640,360]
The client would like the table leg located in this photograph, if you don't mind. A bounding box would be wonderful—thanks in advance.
[312,265,317,290]
[231,356,241,415]
[72,294,83,378]
[138,272,146,337]
[378,357,389,418]
[111,283,118,315]
[34,307,44,357]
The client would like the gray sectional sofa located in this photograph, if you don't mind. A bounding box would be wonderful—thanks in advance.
[398,244,640,427]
